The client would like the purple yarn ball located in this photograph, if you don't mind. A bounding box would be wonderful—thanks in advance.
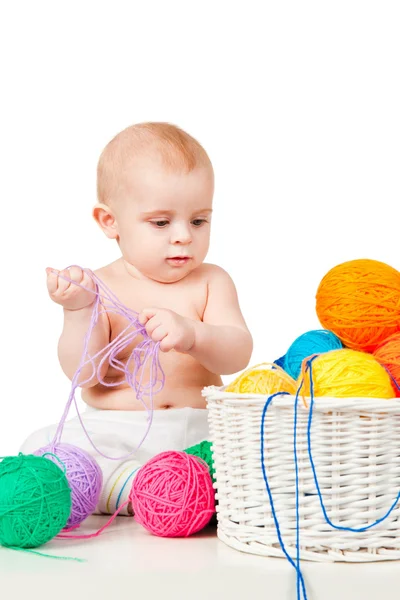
[33,443,102,528]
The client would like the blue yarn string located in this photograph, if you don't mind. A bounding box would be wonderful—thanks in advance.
[261,356,400,600]
[261,392,308,600]
[306,357,400,532]
[294,384,301,599]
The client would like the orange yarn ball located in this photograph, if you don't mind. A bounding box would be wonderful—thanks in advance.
[373,332,400,398]
[316,259,400,352]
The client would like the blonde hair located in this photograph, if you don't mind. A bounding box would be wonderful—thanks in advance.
[97,122,212,205]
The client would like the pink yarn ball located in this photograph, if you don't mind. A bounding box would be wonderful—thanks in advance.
[33,443,102,528]
[130,450,215,537]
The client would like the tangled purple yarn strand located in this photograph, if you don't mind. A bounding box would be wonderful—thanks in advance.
[51,266,165,461]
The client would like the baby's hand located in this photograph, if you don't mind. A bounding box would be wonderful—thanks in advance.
[46,266,97,311]
[138,308,196,353]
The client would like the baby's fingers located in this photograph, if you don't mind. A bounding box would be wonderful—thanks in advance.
[159,334,174,352]
[80,270,97,294]
[56,269,74,294]
[138,308,159,326]
[68,266,85,284]
[46,267,59,294]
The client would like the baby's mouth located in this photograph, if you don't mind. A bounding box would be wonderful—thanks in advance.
[166,256,191,266]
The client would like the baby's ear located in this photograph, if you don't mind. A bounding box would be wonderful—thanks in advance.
[92,203,119,239]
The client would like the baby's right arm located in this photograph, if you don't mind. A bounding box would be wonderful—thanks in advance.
[46,266,110,388]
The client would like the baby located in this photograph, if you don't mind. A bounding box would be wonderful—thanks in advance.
[20,122,253,515]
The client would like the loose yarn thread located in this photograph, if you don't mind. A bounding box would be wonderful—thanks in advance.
[260,357,400,600]
[5,266,165,549]
[48,266,166,541]
[49,266,165,461]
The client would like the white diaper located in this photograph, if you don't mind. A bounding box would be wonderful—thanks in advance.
[19,406,209,516]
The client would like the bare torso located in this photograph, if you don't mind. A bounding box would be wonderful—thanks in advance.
[81,258,223,410]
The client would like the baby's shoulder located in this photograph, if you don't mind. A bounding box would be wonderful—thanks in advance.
[195,262,233,282]
[91,259,122,282]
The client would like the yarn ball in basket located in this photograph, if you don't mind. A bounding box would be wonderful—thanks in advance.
[225,363,297,395]
[283,329,343,379]
[316,258,400,352]
[184,440,215,482]
[299,348,395,398]
[373,332,400,397]
[273,355,286,370]
[33,443,102,528]
[0,453,71,548]
[129,451,215,537]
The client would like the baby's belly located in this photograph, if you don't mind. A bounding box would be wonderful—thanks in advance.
[82,383,218,410]
[81,353,223,410]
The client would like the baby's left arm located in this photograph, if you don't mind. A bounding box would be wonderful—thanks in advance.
[188,265,253,375]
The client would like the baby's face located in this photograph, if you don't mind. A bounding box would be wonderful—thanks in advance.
[113,158,214,283]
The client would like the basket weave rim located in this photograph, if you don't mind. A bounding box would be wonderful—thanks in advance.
[202,385,400,412]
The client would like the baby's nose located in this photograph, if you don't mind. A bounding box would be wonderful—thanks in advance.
[170,223,192,244]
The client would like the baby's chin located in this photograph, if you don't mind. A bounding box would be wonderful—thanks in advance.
[125,260,198,284]
[153,266,196,284]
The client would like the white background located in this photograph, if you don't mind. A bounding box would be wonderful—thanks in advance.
[0,1,399,456]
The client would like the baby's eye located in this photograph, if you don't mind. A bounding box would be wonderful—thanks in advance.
[152,220,169,228]
[191,219,207,227]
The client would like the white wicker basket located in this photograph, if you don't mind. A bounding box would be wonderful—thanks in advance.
[203,386,400,562]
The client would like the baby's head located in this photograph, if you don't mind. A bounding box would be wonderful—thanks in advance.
[93,122,214,283]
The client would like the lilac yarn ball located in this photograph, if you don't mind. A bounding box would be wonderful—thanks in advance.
[33,443,102,528]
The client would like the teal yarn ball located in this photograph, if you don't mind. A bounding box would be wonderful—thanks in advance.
[283,329,343,379]
[0,453,72,548]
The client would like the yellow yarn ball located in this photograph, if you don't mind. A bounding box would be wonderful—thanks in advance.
[225,363,297,395]
[299,348,395,398]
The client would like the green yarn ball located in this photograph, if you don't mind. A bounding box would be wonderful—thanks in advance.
[0,453,72,548]
[184,440,215,482]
